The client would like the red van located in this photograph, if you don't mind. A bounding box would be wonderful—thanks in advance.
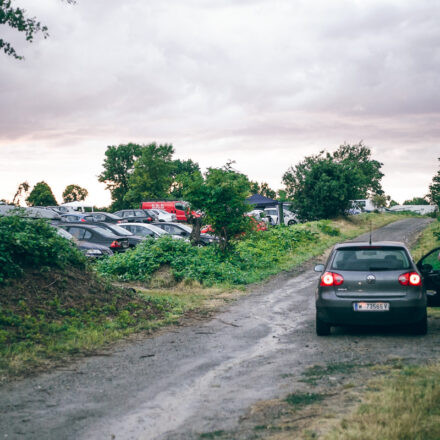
[140,201,196,222]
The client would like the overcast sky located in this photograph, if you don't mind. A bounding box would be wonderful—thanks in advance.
[1,0,439,206]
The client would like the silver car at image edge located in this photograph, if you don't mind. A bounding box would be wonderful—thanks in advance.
[314,241,427,335]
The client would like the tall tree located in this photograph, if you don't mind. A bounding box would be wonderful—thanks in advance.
[282,142,384,220]
[403,197,429,205]
[62,184,88,203]
[12,181,30,205]
[0,0,74,60]
[249,181,277,199]
[428,158,440,207]
[183,163,251,250]
[26,181,57,206]
[170,159,201,199]
[98,143,144,211]
[124,143,175,205]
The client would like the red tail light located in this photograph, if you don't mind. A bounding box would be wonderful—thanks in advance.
[320,272,344,286]
[110,240,121,248]
[80,218,85,222]
[398,272,421,286]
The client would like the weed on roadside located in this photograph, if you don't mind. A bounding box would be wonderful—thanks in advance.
[301,363,360,385]
[325,363,440,440]
[285,392,326,409]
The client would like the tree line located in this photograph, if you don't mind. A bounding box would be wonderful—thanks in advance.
[3,142,440,248]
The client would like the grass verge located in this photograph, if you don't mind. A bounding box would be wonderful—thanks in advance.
[324,363,440,440]
[0,268,223,382]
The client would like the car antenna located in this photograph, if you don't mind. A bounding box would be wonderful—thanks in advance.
[369,219,372,245]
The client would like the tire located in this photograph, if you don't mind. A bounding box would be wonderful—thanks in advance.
[287,219,297,226]
[316,314,331,336]
[411,312,428,335]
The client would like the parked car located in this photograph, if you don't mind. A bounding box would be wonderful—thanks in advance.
[314,241,427,335]
[46,205,75,214]
[55,226,113,258]
[0,205,62,221]
[119,222,185,240]
[153,222,218,245]
[93,223,143,248]
[83,212,123,224]
[58,223,130,252]
[140,201,200,222]
[61,212,124,224]
[113,209,157,223]
[60,213,88,223]
[150,209,177,222]
[247,209,270,223]
[417,247,440,306]
[264,207,298,226]
[201,217,267,235]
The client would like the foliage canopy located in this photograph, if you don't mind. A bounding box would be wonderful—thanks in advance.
[62,184,88,203]
[0,215,84,282]
[124,144,175,205]
[183,163,252,249]
[98,143,144,211]
[26,181,57,206]
[428,158,440,207]
[282,142,384,220]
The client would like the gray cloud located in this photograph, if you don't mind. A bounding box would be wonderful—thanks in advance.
[0,0,439,205]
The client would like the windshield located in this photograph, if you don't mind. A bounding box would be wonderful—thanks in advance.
[145,224,167,235]
[56,228,73,240]
[89,226,117,238]
[102,224,133,236]
[331,247,411,271]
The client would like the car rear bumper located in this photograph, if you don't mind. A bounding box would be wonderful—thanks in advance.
[316,296,426,326]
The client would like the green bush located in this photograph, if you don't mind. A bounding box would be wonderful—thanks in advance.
[0,216,85,282]
[317,220,340,236]
[95,227,319,286]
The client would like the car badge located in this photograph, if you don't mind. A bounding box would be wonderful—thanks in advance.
[366,274,376,284]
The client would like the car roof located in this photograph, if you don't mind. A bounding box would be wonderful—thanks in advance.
[333,241,407,249]
[61,223,104,230]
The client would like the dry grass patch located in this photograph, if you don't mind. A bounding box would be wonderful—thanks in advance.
[325,363,440,440]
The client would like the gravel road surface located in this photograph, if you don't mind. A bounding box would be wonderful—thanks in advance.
[0,218,437,440]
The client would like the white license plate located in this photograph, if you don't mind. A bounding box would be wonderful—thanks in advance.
[353,302,390,312]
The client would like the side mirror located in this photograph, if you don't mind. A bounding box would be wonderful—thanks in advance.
[314,264,325,272]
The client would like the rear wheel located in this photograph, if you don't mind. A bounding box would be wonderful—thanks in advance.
[287,219,297,226]
[411,312,428,335]
[316,314,331,336]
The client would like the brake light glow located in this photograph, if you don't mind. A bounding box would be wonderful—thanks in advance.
[110,240,121,248]
[320,272,344,286]
[398,272,421,286]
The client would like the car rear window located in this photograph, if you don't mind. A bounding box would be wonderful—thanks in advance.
[88,226,116,238]
[331,247,411,271]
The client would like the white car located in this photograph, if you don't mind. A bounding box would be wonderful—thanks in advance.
[150,209,177,222]
[247,209,270,223]
[118,222,184,240]
[264,208,298,226]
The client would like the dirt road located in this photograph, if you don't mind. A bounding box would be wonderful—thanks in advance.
[1,218,437,440]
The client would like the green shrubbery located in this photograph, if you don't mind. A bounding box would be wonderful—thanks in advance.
[316,220,340,236]
[95,227,319,286]
[0,216,85,282]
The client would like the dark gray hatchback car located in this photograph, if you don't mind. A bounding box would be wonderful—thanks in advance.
[314,241,427,335]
